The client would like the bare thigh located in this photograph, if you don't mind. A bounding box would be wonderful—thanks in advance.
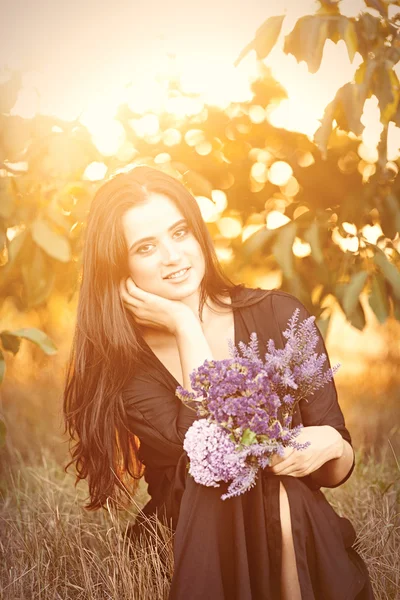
[279,480,302,600]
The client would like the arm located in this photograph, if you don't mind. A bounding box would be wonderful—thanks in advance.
[270,291,356,488]
[175,313,215,392]
[123,308,215,453]
[307,432,355,488]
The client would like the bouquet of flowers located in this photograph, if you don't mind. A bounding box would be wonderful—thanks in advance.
[175,308,340,500]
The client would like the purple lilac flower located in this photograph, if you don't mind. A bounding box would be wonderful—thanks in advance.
[176,309,340,500]
[183,419,249,488]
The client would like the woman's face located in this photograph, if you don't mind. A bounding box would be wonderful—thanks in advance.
[121,192,206,300]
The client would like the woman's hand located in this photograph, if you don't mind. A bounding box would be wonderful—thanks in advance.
[120,277,196,334]
[266,425,344,478]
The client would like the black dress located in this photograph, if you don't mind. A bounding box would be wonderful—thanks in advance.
[123,287,375,599]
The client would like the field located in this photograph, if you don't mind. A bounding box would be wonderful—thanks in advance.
[0,301,399,599]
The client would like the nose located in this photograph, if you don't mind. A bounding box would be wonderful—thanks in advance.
[160,239,182,264]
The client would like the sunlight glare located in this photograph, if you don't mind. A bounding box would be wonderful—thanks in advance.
[266,211,291,230]
[129,114,160,137]
[179,58,253,108]
[127,78,167,114]
[292,237,311,258]
[196,196,219,222]
[185,129,205,147]
[281,176,300,197]
[268,161,293,186]
[195,141,213,156]
[83,162,108,181]
[90,119,126,156]
[10,87,38,119]
[362,224,383,245]
[332,227,359,253]
[251,162,269,183]
[215,246,234,263]
[242,224,264,242]
[211,190,228,213]
[217,216,242,238]
[249,105,265,124]
[116,141,138,162]
[162,128,182,146]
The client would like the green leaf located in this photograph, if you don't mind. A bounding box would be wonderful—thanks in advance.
[46,197,72,233]
[272,222,297,279]
[0,349,5,385]
[0,331,21,354]
[304,221,324,264]
[337,17,358,63]
[316,314,331,341]
[335,83,368,135]
[314,101,336,158]
[0,418,6,448]
[240,428,257,446]
[21,244,56,308]
[284,15,330,74]
[31,218,71,263]
[372,65,398,123]
[368,273,389,323]
[181,169,213,198]
[254,15,286,60]
[364,0,388,17]
[357,13,380,43]
[373,248,400,300]
[0,178,15,219]
[380,193,400,239]
[7,229,29,265]
[315,61,376,154]
[348,302,366,330]
[241,227,277,259]
[342,271,368,318]
[7,328,57,355]
[393,296,400,322]
[234,15,285,66]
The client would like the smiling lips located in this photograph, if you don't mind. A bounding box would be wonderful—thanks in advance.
[164,267,191,280]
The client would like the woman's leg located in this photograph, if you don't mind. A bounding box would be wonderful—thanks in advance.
[279,481,302,600]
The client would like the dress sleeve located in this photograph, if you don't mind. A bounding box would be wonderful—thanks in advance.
[270,291,355,488]
[122,370,199,467]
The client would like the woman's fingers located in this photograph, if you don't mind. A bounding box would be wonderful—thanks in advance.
[125,277,148,301]
[120,279,141,310]
[269,446,294,467]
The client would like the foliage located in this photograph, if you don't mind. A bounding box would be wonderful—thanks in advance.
[0,327,57,446]
[0,0,400,356]
[235,0,400,329]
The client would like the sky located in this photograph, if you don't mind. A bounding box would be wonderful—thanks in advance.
[2,0,398,159]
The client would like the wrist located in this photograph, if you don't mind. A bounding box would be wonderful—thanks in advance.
[174,311,201,336]
[325,426,345,460]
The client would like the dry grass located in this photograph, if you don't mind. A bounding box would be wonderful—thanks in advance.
[0,320,399,599]
[1,440,399,599]
[0,445,173,600]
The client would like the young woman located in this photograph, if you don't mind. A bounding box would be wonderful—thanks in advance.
[63,165,374,599]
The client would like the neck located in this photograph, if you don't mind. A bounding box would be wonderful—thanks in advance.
[179,287,203,319]
[140,290,232,344]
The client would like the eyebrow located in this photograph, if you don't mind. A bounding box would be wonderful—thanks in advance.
[129,218,188,252]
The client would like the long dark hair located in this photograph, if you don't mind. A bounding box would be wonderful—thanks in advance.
[63,165,268,511]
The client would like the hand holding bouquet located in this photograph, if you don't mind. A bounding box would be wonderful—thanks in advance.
[175,308,340,500]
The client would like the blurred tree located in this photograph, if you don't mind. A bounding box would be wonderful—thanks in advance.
[236,0,400,331]
[0,0,399,354]
[0,327,57,445]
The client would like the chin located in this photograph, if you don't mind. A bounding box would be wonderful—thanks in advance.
[163,282,200,300]
[163,274,203,299]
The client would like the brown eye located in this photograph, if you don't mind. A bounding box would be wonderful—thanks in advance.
[137,244,154,254]
[174,226,189,239]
